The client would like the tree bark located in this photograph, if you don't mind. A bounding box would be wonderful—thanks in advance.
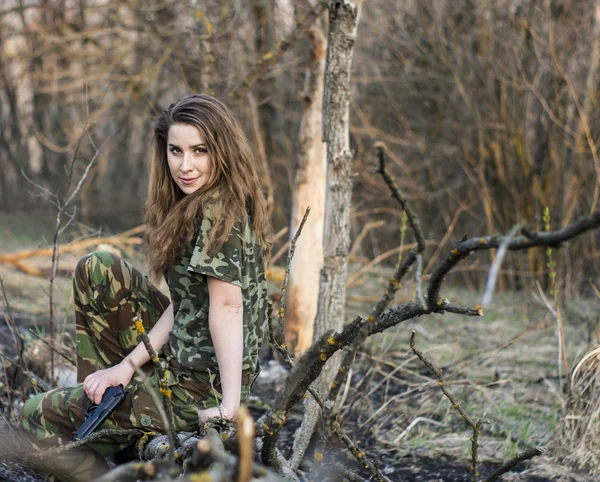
[289,0,363,468]
[284,25,327,356]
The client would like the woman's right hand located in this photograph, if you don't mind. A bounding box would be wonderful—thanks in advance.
[83,361,135,404]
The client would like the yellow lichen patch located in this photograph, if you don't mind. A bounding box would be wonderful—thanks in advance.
[221,433,229,440]
[320,353,327,361]
[159,388,172,398]
[338,366,346,373]
[301,392,307,399]
[314,452,324,462]
[479,237,485,245]
[327,337,336,345]
[263,424,270,431]
[31,380,37,387]
[151,356,159,363]
[331,381,338,389]
[188,474,213,482]
[451,249,460,256]
[263,52,273,60]
[390,278,399,287]
[134,321,145,334]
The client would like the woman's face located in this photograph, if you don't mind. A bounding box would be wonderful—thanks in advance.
[166,123,213,195]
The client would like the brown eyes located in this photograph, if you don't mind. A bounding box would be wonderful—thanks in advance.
[169,147,207,154]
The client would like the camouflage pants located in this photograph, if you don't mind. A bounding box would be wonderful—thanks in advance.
[18,251,229,482]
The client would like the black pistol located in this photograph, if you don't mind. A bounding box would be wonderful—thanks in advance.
[74,384,127,441]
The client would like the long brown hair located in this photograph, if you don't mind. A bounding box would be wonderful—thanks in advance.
[144,94,271,280]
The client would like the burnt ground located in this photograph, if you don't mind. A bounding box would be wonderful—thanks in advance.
[1,253,600,481]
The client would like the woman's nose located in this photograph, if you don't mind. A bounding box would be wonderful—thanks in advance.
[180,153,193,172]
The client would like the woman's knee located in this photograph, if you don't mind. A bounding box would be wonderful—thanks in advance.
[74,251,122,291]
[19,387,85,442]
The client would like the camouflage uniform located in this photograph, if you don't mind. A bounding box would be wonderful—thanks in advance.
[18,205,268,482]
[167,201,269,375]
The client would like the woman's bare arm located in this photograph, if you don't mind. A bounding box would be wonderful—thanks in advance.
[122,303,175,372]
[203,276,243,417]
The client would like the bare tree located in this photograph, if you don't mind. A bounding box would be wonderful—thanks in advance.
[290,0,364,467]
[285,25,327,356]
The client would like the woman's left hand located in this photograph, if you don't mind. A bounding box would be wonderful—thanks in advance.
[198,404,237,423]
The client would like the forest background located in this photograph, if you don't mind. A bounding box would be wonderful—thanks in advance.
[2,0,599,293]
[1,0,600,481]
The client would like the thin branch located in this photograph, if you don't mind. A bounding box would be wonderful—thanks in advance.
[27,328,77,366]
[482,447,546,482]
[57,207,77,237]
[133,317,180,457]
[63,132,115,207]
[426,211,600,308]
[279,207,310,325]
[330,415,392,482]
[226,1,328,102]
[374,142,426,253]
[410,331,487,481]
[20,169,58,203]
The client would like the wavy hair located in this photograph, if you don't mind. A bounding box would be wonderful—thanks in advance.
[144,94,271,280]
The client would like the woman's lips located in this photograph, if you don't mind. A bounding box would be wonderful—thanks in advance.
[180,177,198,185]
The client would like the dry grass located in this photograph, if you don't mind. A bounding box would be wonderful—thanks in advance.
[556,345,600,473]
[339,265,600,478]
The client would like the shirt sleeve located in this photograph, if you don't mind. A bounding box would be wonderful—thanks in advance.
[187,204,244,288]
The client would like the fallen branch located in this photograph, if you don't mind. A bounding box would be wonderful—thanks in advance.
[482,447,546,482]
[0,226,144,276]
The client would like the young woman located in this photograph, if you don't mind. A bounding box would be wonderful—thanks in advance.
[19,94,271,482]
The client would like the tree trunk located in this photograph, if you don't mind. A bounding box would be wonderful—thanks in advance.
[284,25,327,356]
[289,0,363,468]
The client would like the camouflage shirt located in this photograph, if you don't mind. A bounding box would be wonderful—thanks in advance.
[165,202,268,375]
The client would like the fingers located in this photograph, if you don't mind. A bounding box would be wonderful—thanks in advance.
[83,375,108,404]
[198,407,236,423]
[197,408,217,423]
[92,382,108,404]
[83,374,93,400]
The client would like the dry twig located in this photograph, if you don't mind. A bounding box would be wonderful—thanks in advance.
[133,316,180,458]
